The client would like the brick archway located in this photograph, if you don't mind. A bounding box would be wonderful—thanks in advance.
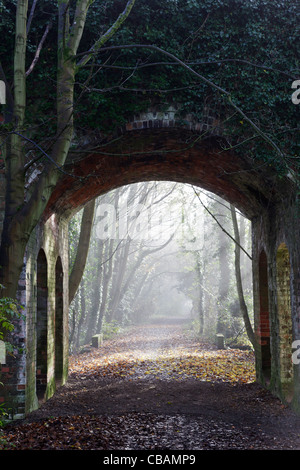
[4,118,300,416]
[43,126,287,223]
[39,123,298,408]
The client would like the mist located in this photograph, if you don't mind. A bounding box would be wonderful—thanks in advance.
[68,182,253,353]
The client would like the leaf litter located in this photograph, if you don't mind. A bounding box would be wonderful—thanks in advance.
[2,322,300,450]
[68,325,255,384]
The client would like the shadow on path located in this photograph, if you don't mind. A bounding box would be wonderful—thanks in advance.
[4,320,300,450]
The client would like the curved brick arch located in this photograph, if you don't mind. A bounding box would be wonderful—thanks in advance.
[44,125,287,222]
[7,113,300,417]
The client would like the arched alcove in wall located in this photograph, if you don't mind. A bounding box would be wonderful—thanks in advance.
[55,256,64,385]
[36,249,48,401]
[34,123,298,412]
[276,243,293,399]
[258,250,271,382]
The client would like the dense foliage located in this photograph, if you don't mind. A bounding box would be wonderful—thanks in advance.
[83,0,299,176]
[0,0,298,347]
[1,0,299,175]
[0,288,23,347]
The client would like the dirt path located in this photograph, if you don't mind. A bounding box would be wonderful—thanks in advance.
[3,320,300,451]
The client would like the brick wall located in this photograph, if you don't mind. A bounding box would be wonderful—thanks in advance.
[0,261,27,418]
[252,194,300,409]
[276,243,293,387]
[0,216,68,415]
[122,106,223,135]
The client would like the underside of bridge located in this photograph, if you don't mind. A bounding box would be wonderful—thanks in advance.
[45,127,287,221]
[1,122,300,418]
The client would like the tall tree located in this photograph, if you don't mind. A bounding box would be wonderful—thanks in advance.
[0,0,136,298]
[83,237,104,344]
[69,199,96,304]
[216,200,231,335]
[230,204,255,347]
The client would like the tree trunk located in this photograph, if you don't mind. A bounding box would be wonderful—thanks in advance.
[230,204,255,348]
[96,238,114,332]
[83,238,104,344]
[69,294,79,350]
[0,0,28,298]
[217,201,230,334]
[69,199,95,304]
[196,253,204,335]
[0,0,136,299]
[75,281,86,350]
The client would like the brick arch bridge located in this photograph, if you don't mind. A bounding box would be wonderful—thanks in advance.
[2,109,300,417]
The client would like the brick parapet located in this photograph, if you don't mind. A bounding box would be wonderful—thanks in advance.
[122,107,223,135]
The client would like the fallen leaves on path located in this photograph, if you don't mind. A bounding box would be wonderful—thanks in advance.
[69,326,255,385]
[136,350,255,384]
[0,411,280,451]
[2,324,299,451]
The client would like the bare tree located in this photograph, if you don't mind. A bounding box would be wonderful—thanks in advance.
[230,204,255,348]
[0,0,136,298]
[69,199,96,304]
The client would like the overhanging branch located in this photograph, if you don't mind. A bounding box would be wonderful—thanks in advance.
[192,187,253,261]
[76,44,286,162]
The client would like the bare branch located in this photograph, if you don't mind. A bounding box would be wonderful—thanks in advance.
[77,44,287,161]
[192,187,253,260]
[26,22,52,76]
[69,199,96,303]
[77,0,136,68]
[26,0,38,34]
[13,130,83,179]
[78,58,297,80]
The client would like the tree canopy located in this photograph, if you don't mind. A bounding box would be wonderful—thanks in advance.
[1,0,299,168]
